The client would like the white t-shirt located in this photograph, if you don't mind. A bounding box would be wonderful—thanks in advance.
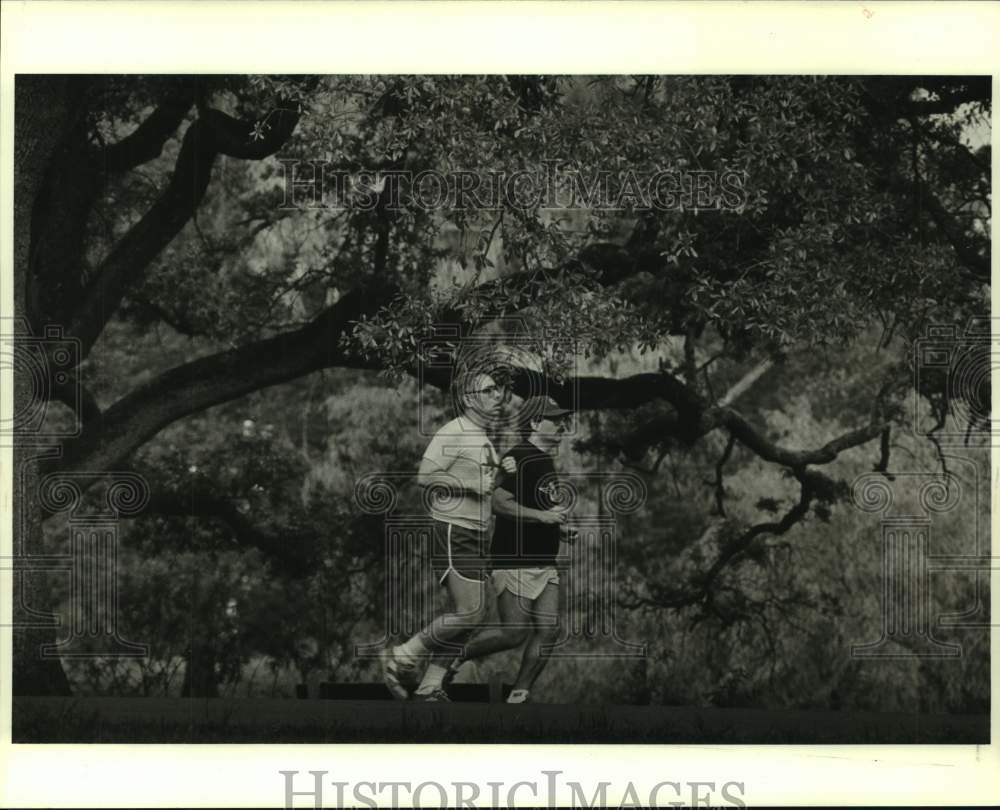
[421,415,499,531]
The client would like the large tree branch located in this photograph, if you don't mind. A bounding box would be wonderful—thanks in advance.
[51,284,386,477]
[201,105,301,160]
[717,408,888,469]
[52,285,887,487]
[65,100,302,357]
[622,468,818,612]
[96,80,197,172]
[52,235,665,480]
[47,173,885,487]
[609,353,887,473]
[615,359,776,459]
[50,372,103,428]
[546,369,706,413]
[699,470,815,594]
[615,397,888,470]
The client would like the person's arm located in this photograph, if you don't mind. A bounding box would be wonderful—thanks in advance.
[417,454,491,498]
[559,523,579,544]
[492,486,566,524]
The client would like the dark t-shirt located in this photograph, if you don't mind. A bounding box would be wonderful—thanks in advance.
[490,443,561,568]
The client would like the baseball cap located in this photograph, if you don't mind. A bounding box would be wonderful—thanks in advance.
[522,395,573,420]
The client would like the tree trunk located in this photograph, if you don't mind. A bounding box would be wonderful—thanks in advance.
[12,76,81,696]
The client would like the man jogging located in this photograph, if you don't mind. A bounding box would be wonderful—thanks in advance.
[381,368,513,701]
[447,395,576,704]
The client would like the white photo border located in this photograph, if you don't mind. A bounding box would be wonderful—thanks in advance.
[1,1,997,807]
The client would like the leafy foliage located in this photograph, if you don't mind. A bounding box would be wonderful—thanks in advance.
[21,74,990,707]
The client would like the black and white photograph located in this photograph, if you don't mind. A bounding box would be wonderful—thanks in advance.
[1,2,998,808]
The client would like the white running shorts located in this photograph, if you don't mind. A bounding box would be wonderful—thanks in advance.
[491,567,560,601]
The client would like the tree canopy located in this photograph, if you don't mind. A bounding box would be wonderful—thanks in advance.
[14,74,991,701]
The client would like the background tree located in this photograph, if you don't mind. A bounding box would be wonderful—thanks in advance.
[14,74,989,699]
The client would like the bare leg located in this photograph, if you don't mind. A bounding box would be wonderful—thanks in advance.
[512,582,560,692]
[414,571,491,695]
[417,570,490,655]
[460,589,531,662]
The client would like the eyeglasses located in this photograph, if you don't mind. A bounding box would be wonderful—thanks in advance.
[468,385,505,398]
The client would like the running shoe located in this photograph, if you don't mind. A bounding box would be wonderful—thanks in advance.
[380,646,421,700]
[441,657,463,690]
[412,687,451,702]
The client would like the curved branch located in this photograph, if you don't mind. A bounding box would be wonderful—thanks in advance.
[96,80,197,172]
[701,472,814,590]
[51,291,889,492]
[201,105,301,160]
[51,284,387,478]
[550,369,706,413]
[627,469,816,612]
[607,373,887,471]
[49,372,102,428]
[51,233,668,482]
[66,99,303,357]
[718,408,888,468]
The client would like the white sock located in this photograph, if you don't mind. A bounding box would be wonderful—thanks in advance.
[416,664,448,694]
[396,636,430,665]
